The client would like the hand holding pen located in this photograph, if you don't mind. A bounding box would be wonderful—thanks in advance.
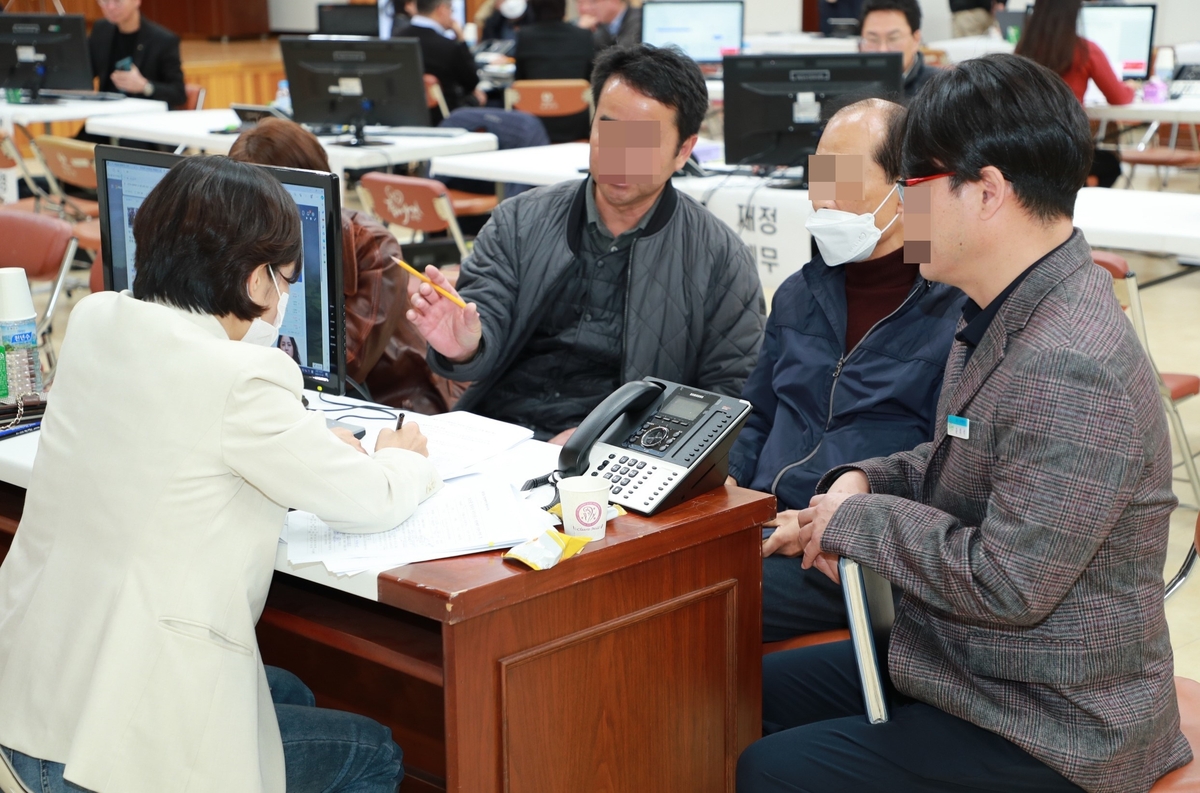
[374,411,429,457]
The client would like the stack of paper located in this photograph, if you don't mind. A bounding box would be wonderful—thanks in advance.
[408,411,534,479]
[283,478,558,575]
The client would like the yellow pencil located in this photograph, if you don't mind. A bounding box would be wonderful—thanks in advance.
[393,257,468,309]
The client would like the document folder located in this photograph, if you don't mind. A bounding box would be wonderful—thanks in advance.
[839,556,895,725]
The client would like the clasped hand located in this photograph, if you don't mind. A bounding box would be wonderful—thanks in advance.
[760,469,869,584]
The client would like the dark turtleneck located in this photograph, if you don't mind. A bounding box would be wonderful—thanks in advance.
[843,246,920,352]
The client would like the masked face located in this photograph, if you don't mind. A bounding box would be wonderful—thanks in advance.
[500,0,527,19]
[241,267,289,347]
[805,183,902,266]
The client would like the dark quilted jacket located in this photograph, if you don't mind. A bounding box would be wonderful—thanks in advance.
[428,179,765,411]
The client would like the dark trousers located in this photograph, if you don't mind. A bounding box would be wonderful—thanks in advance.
[737,641,1086,793]
[762,552,847,642]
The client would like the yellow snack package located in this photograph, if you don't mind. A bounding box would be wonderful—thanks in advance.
[503,529,592,571]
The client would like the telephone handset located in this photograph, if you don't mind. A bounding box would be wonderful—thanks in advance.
[528,378,753,516]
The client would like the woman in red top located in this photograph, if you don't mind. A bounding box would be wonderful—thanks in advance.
[1016,0,1134,186]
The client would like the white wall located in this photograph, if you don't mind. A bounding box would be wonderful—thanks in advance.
[270,0,330,32]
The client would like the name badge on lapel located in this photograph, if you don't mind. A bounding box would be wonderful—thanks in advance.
[947,415,970,439]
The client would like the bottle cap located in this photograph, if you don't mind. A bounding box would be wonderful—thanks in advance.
[0,269,35,323]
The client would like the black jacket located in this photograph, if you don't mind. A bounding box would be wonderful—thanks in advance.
[393,23,479,118]
[88,18,186,108]
[949,0,996,12]
[514,22,594,142]
[590,4,640,51]
[903,50,938,102]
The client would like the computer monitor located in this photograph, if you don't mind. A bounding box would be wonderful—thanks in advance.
[641,1,744,64]
[318,4,381,36]
[0,14,92,101]
[94,146,348,395]
[995,9,1027,44]
[1078,3,1156,81]
[280,35,429,145]
[722,53,903,176]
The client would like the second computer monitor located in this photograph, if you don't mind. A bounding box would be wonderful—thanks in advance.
[1078,3,1155,81]
[722,53,903,174]
[0,14,92,97]
[281,36,429,139]
[641,1,743,63]
[94,146,348,395]
[317,4,381,36]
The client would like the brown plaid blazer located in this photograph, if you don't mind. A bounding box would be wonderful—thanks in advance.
[819,230,1192,793]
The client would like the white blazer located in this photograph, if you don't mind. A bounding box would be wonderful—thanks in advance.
[0,293,441,793]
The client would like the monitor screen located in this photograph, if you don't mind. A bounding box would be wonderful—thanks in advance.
[1079,3,1155,80]
[281,36,429,133]
[641,1,743,63]
[0,14,92,94]
[722,53,903,174]
[317,4,380,36]
[94,147,348,395]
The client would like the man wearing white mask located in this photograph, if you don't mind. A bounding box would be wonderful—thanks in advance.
[726,98,965,643]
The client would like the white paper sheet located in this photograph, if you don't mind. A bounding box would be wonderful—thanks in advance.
[285,477,557,574]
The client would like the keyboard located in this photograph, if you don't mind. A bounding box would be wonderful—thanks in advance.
[1170,81,1200,99]
[38,90,127,102]
[368,126,470,138]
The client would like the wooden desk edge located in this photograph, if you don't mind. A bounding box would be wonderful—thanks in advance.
[376,486,776,623]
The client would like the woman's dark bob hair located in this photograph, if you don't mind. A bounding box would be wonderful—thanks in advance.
[132,155,302,321]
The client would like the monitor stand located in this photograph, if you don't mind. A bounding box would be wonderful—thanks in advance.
[332,121,389,148]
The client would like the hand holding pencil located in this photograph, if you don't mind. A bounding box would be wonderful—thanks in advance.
[402,259,483,364]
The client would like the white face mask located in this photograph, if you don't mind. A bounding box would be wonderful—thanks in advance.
[500,0,527,19]
[241,268,289,347]
[805,183,901,266]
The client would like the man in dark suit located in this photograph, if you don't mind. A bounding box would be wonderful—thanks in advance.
[575,0,640,51]
[89,0,185,107]
[514,0,594,142]
[737,54,1192,793]
[393,0,482,121]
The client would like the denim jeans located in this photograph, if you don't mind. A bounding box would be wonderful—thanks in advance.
[2,666,403,793]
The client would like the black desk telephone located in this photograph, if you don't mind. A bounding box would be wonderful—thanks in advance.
[525,379,753,516]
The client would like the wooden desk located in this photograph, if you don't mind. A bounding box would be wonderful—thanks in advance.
[0,480,773,793]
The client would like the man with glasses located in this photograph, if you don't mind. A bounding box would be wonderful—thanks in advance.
[737,53,1190,793]
[859,0,937,102]
[89,0,185,107]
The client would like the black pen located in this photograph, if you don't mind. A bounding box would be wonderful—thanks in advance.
[396,412,405,431]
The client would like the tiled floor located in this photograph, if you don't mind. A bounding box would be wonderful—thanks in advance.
[27,164,1200,677]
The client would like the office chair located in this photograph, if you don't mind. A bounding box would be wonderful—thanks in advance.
[357,172,495,259]
[1093,250,1200,597]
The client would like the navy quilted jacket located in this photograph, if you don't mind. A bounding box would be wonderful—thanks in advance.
[728,252,965,510]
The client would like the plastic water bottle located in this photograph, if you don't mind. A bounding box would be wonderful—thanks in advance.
[0,269,43,402]
[272,80,292,116]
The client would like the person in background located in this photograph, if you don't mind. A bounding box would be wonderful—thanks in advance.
[480,0,535,43]
[1015,0,1133,187]
[406,45,764,444]
[393,0,485,118]
[88,0,186,107]
[821,0,864,36]
[230,118,463,414]
[728,98,964,644]
[0,155,439,793]
[737,53,1190,793]
[859,0,938,102]
[576,0,640,51]
[515,0,595,142]
[950,0,1006,37]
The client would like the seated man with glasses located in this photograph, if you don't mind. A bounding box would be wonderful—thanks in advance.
[737,53,1191,793]
[859,0,938,102]
[89,0,186,107]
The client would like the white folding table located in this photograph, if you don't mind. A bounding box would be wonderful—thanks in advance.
[0,96,167,203]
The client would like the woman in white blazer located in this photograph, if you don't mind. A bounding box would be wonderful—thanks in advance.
[0,156,441,793]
